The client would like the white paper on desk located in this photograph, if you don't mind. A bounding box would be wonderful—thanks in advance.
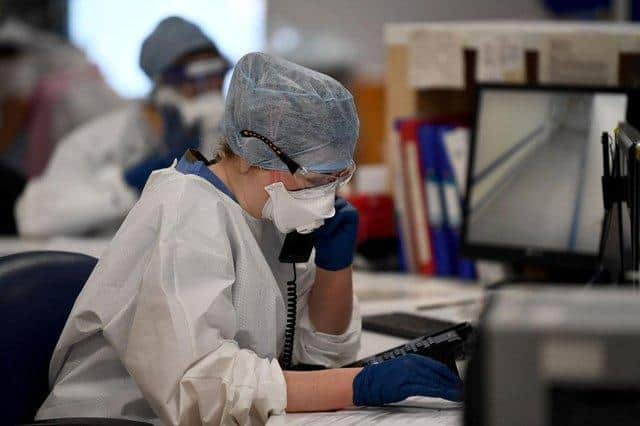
[408,29,464,89]
[476,34,525,83]
[281,397,461,425]
[353,271,483,317]
[419,300,484,324]
[538,32,619,86]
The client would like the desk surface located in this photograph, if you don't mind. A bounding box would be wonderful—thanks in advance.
[1,237,482,425]
[281,398,463,425]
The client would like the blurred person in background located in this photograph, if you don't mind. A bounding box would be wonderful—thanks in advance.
[0,18,122,234]
[15,16,230,238]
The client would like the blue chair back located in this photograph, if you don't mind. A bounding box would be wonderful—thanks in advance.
[0,251,97,424]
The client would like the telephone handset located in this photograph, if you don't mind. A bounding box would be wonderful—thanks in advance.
[278,231,314,370]
[278,231,315,264]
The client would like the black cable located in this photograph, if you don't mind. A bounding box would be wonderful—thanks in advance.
[280,263,297,370]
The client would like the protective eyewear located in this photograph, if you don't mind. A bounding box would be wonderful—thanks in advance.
[162,57,229,87]
[239,129,355,189]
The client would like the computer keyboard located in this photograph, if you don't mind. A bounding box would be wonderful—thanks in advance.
[286,322,473,373]
[345,322,473,375]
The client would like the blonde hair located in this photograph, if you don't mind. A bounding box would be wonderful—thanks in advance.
[212,138,237,163]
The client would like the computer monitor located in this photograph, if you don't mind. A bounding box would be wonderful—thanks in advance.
[463,85,639,269]
[599,122,640,284]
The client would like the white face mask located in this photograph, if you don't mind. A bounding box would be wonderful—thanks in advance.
[262,182,337,234]
[153,87,225,127]
[153,86,225,153]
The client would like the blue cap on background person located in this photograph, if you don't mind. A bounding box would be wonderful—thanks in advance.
[139,16,229,80]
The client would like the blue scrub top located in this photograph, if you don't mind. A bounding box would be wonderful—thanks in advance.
[175,151,237,202]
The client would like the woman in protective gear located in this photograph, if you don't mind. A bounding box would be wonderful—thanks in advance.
[36,52,462,425]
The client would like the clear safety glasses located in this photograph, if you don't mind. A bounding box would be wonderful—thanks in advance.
[162,58,229,88]
[239,129,355,189]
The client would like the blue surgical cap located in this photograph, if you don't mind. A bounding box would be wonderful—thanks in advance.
[139,16,226,79]
[222,52,359,173]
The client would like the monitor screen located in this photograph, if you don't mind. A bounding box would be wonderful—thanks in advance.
[464,86,631,266]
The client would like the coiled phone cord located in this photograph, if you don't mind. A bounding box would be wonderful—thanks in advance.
[280,263,297,370]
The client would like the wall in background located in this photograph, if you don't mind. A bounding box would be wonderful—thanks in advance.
[267,0,549,78]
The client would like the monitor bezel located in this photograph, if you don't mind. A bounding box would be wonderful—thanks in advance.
[462,84,640,269]
[616,122,640,275]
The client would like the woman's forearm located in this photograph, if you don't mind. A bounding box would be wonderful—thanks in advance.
[308,266,353,334]
[284,368,362,412]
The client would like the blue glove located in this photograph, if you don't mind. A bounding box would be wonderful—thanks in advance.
[313,197,358,271]
[352,354,463,406]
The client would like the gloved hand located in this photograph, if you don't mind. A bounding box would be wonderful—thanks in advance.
[313,197,358,271]
[352,354,463,406]
[123,153,178,193]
